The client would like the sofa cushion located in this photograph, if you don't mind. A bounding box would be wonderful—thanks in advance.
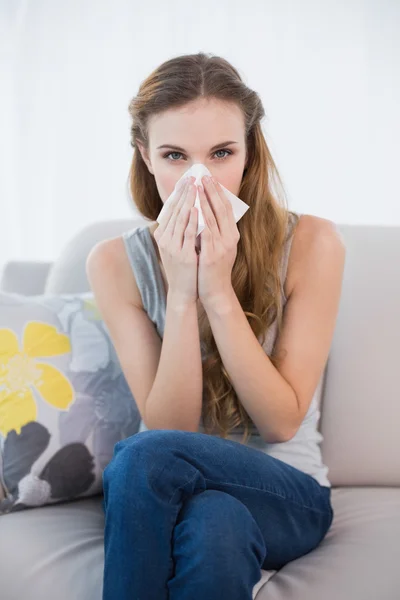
[0,488,399,599]
[0,291,141,514]
[0,496,105,600]
[44,218,146,294]
[319,223,400,487]
[256,487,400,599]
[0,261,53,296]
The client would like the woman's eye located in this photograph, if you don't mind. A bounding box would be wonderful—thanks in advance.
[163,149,232,162]
[215,149,231,159]
[165,152,184,161]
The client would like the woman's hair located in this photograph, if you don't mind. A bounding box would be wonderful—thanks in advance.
[127,52,299,444]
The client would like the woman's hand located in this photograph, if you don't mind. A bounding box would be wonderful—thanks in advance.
[154,177,199,309]
[196,175,240,309]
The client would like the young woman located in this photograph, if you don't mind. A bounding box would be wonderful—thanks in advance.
[87,51,346,600]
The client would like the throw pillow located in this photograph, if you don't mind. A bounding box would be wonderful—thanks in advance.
[0,291,141,514]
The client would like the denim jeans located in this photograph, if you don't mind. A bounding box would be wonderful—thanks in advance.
[102,429,334,600]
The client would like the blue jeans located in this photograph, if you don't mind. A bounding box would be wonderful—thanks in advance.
[102,429,334,600]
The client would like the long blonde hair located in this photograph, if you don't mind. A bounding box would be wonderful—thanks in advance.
[127,52,299,444]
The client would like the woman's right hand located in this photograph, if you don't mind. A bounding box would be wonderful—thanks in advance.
[154,176,199,307]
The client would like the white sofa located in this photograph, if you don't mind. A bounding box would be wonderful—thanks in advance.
[0,216,399,600]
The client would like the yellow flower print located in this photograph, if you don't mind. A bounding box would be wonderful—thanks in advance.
[83,298,102,321]
[0,322,74,437]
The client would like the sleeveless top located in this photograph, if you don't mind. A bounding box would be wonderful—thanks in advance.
[121,213,331,488]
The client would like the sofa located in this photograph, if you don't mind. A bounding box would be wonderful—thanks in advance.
[0,215,399,600]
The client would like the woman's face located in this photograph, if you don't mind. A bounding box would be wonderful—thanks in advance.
[137,97,248,203]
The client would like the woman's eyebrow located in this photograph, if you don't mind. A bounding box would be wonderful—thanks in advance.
[157,141,238,152]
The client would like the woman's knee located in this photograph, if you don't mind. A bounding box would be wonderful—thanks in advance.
[103,429,197,490]
[114,429,194,457]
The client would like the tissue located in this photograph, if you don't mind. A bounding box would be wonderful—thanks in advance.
[156,163,249,244]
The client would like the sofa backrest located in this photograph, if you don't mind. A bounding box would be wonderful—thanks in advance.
[44,218,147,295]
[319,223,399,487]
[43,217,400,488]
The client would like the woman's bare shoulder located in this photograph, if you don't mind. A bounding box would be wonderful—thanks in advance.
[285,214,343,300]
[86,234,144,310]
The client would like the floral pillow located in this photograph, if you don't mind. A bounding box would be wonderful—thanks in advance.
[0,291,141,514]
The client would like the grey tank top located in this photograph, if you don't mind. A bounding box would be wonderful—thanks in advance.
[122,213,331,488]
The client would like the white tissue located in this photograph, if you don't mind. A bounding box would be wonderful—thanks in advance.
[156,163,249,246]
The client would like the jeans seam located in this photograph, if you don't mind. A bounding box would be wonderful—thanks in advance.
[168,469,200,505]
[204,478,331,515]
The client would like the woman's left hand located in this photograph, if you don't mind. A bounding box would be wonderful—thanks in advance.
[196,175,240,309]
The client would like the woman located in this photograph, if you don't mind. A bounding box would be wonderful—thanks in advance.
[88,52,346,599]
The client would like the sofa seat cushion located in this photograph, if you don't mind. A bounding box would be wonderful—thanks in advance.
[0,488,399,600]
[256,487,400,599]
[0,496,105,600]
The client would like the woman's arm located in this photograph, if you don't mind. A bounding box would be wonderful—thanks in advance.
[145,294,203,432]
[202,217,346,443]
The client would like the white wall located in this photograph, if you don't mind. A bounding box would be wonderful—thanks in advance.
[1,0,399,271]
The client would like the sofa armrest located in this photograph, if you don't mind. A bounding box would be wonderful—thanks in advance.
[0,260,54,295]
